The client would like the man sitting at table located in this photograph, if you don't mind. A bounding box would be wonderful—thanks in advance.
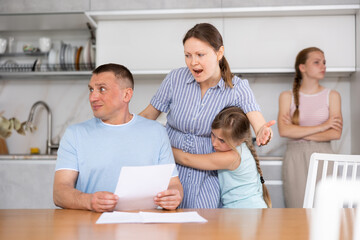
[53,63,183,212]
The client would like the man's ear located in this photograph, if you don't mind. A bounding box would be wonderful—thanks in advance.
[123,88,133,103]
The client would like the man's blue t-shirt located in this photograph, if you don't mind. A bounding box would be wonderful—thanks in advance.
[55,114,178,193]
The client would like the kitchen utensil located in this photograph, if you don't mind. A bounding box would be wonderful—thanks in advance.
[65,44,72,70]
[64,44,70,70]
[23,44,38,53]
[75,46,82,71]
[90,44,95,69]
[8,37,14,53]
[55,49,60,71]
[32,59,38,72]
[87,22,96,45]
[48,49,56,70]
[72,46,78,71]
[60,42,66,70]
[39,37,52,52]
[0,38,7,54]
[83,39,90,70]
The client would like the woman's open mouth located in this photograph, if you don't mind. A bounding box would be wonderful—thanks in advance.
[193,69,203,75]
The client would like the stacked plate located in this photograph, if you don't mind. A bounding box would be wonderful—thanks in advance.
[48,39,95,71]
[47,49,58,71]
[83,39,95,70]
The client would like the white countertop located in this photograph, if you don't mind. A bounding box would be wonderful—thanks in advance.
[0,154,57,160]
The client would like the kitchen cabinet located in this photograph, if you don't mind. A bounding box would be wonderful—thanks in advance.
[93,5,357,75]
[0,159,57,209]
[89,0,358,11]
[224,15,355,73]
[0,157,284,208]
[96,18,223,74]
[260,158,284,208]
[0,0,89,14]
[0,13,95,78]
[222,0,359,8]
[90,0,220,11]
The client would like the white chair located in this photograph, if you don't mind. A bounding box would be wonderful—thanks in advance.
[310,179,360,240]
[303,153,360,208]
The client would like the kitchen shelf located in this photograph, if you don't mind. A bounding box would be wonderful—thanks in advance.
[0,63,94,72]
[0,48,95,77]
[0,51,94,76]
[0,52,48,57]
[0,71,92,78]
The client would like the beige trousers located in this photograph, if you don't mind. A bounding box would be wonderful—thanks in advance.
[282,140,333,208]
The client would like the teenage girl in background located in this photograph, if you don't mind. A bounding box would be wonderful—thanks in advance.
[278,47,343,208]
[173,107,271,208]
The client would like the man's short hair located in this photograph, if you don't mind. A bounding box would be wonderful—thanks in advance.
[92,63,134,89]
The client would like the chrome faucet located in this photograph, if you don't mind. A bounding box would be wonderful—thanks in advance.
[26,101,59,155]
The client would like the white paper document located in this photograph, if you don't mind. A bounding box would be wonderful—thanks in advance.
[114,164,175,211]
[140,211,208,223]
[96,211,208,224]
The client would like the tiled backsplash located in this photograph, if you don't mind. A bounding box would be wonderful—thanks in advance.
[0,74,351,155]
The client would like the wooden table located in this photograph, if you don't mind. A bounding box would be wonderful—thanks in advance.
[0,208,355,240]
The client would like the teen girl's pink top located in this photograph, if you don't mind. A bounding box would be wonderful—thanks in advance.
[290,88,330,127]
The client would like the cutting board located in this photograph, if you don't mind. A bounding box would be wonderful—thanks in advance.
[0,137,9,154]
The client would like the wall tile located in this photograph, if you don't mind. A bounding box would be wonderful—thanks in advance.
[0,74,351,156]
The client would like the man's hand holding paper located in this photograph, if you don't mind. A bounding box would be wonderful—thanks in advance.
[90,191,119,212]
[154,182,183,210]
[114,164,182,211]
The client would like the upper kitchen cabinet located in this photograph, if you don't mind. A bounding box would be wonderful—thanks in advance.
[0,0,89,14]
[92,4,357,75]
[89,0,359,11]
[224,15,355,73]
[0,13,92,31]
[90,0,221,11]
[96,19,223,74]
[0,11,95,77]
[222,0,359,8]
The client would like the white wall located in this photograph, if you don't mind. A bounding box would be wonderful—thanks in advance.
[350,10,360,154]
[0,73,351,156]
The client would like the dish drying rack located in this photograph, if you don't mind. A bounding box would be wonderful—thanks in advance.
[0,61,95,72]
[1,23,96,74]
[0,49,95,73]
[0,64,95,72]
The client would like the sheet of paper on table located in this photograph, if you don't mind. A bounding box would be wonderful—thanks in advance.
[96,211,208,224]
[114,164,175,211]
